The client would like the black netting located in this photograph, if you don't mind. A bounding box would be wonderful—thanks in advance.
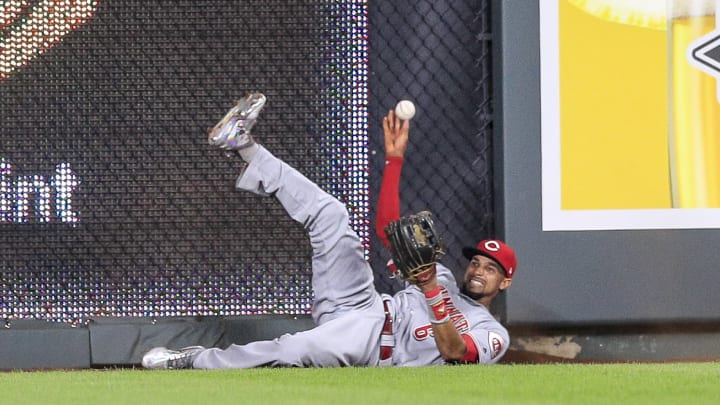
[368,0,494,293]
[0,0,494,323]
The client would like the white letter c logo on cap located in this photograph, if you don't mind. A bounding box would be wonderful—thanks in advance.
[483,240,501,252]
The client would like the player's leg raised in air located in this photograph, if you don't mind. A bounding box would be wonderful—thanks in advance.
[143,93,384,369]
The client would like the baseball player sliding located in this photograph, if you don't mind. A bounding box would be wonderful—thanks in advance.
[142,93,518,369]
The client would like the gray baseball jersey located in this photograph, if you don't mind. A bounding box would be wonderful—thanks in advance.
[192,146,508,369]
[387,263,510,365]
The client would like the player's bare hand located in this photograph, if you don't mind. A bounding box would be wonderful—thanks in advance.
[382,109,409,158]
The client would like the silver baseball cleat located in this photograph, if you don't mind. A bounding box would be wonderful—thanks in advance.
[141,346,206,370]
[208,92,266,150]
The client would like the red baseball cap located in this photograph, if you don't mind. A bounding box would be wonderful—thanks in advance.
[462,239,518,278]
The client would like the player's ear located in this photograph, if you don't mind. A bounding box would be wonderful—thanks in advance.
[499,278,512,291]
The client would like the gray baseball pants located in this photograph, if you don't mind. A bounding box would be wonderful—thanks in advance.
[193,146,385,368]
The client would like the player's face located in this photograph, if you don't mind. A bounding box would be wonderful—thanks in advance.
[461,255,512,301]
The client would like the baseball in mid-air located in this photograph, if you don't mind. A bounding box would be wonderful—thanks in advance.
[395,100,416,120]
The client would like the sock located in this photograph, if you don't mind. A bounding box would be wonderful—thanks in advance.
[237,142,259,163]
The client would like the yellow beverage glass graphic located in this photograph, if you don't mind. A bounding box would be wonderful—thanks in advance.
[564,0,720,209]
[560,0,670,209]
[669,7,720,208]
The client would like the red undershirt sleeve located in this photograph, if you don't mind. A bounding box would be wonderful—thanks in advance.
[376,156,403,248]
[461,334,479,363]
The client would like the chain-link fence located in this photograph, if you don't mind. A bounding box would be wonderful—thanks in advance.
[0,0,494,323]
[369,0,495,293]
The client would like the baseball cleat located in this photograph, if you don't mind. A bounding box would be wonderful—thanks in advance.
[141,346,206,370]
[208,92,266,151]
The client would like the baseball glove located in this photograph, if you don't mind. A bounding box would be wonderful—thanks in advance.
[384,211,445,284]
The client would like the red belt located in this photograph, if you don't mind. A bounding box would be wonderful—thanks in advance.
[380,300,394,360]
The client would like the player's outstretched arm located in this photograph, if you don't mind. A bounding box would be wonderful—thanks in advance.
[376,110,410,247]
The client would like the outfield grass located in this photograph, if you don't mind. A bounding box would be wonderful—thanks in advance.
[0,362,717,404]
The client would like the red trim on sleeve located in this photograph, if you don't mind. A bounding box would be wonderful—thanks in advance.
[376,156,403,248]
[461,334,479,363]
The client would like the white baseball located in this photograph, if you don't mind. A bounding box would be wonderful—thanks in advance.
[395,100,416,120]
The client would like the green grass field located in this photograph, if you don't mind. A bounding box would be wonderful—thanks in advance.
[1,362,717,404]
